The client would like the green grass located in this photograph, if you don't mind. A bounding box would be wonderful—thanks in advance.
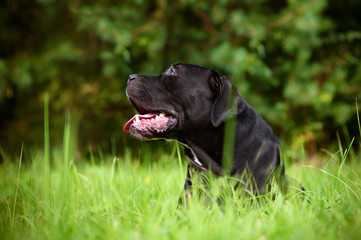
[1,99,361,239]
[1,139,361,239]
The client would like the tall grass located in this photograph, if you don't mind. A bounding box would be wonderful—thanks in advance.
[1,104,361,239]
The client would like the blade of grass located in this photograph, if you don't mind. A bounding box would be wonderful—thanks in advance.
[354,98,360,166]
[222,116,236,175]
[357,98,361,139]
[341,124,356,161]
[63,111,71,168]
[4,198,11,231]
[110,157,118,181]
[336,132,344,162]
[89,146,96,165]
[337,137,354,179]
[175,141,184,176]
[43,93,51,204]
[11,143,23,231]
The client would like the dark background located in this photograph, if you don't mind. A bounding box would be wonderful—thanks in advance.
[1,0,360,159]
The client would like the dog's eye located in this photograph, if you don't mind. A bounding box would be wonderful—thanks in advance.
[169,67,176,75]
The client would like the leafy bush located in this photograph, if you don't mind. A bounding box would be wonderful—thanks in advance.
[1,0,360,153]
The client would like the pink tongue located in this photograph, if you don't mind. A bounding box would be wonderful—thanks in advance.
[124,113,158,132]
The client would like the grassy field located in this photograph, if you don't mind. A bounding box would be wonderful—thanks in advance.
[1,106,361,239]
[1,137,361,240]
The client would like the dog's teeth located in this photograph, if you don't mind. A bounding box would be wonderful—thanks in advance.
[160,112,166,117]
[135,115,140,122]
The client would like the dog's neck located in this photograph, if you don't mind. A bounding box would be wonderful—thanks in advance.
[178,127,224,175]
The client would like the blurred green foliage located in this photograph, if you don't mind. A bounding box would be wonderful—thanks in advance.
[1,0,360,154]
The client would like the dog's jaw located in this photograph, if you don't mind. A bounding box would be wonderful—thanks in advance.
[124,112,177,140]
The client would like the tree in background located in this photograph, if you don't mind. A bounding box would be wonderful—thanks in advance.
[0,0,360,156]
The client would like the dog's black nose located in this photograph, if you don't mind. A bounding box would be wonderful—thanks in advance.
[128,74,139,84]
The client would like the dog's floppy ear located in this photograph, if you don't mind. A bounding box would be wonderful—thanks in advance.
[211,75,245,127]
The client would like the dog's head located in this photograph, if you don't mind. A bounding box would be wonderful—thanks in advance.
[124,63,244,140]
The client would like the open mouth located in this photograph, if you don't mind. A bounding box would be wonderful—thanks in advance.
[123,101,177,139]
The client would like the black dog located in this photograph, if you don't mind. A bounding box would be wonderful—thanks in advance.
[124,63,285,198]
